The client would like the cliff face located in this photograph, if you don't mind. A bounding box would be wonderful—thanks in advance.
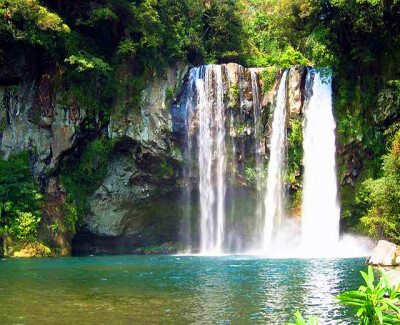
[75,63,189,254]
[0,57,190,255]
[0,60,309,256]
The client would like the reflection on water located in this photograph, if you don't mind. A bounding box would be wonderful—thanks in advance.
[0,256,365,324]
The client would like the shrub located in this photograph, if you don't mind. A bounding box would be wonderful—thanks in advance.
[65,53,112,74]
[338,266,400,324]
[357,129,400,243]
[0,152,42,240]
[260,68,279,93]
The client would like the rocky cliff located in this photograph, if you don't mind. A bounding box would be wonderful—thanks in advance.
[0,60,308,256]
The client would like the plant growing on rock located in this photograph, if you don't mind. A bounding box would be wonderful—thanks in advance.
[60,137,114,222]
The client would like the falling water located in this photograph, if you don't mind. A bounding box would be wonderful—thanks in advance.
[178,65,368,257]
[250,70,265,244]
[301,68,340,255]
[214,67,227,252]
[180,67,204,251]
[198,65,226,254]
[263,70,289,251]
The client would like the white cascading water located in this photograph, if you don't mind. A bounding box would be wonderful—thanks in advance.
[263,70,289,251]
[198,65,226,254]
[180,67,204,251]
[250,70,265,243]
[214,66,227,252]
[301,68,340,255]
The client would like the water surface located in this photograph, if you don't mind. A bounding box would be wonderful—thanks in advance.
[0,256,366,324]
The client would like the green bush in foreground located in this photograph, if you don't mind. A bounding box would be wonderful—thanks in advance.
[338,266,400,325]
[291,266,400,325]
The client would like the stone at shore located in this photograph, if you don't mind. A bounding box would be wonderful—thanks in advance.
[386,269,400,289]
[368,240,400,266]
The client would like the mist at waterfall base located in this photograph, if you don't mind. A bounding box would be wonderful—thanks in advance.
[177,65,373,258]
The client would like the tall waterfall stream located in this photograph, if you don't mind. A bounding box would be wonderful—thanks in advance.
[301,69,341,256]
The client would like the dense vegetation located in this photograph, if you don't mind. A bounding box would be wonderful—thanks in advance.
[0,152,42,240]
[1,0,400,245]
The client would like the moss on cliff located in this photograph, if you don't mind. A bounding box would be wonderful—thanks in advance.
[60,137,114,223]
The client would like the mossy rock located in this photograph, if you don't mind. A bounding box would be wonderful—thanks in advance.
[6,240,52,258]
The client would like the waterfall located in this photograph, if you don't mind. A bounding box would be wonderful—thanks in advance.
[180,67,203,251]
[301,68,340,254]
[196,65,226,254]
[263,70,289,251]
[213,67,227,252]
[177,65,368,257]
[250,70,265,245]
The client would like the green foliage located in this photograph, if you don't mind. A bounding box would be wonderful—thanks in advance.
[165,87,175,104]
[159,157,174,178]
[61,202,78,233]
[0,0,70,50]
[387,80,400,90]
[287,310,319,325]
[337,266,400,324]
[0,152,42,240]
[62,90,95,120]
[287,118,303,186]
[13,211,41,240]
[202,0,244,63]
[357,130,400,243]
[239,0,400,75]
[77,6,118,26]
[51,219,59,235]
[339,155,382,232]
[240,1,309,67]
[117,38,138,58]
[109,73,145,119]
[292,267,400,324]
[227,84,240,108]
[65,53,112,74]
[244,159,266,190]
[244,165,257,187]
[260,68,279,93]
[60,138,114,220]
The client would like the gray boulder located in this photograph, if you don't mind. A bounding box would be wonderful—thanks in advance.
[369,240,400,266]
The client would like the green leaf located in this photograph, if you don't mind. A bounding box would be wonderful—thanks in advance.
[375,306,383,325]
[377,287,386,299]
[368,266,375,284]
